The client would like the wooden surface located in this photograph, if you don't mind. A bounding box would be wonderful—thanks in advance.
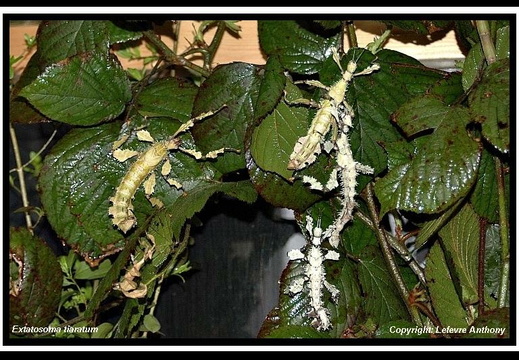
[9,20,465,72]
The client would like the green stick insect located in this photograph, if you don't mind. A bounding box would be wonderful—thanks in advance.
[109,107,230,234]
[287,45,382,248]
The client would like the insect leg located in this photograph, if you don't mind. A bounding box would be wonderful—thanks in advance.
[172,104,227,138]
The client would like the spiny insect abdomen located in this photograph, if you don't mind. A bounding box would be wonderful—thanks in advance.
[109,142,169,233]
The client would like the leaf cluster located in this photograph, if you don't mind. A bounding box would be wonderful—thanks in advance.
[9,19,510,340]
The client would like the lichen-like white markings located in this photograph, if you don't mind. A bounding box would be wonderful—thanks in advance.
[109,108,229,234]
[287,48,380,248]
[287,216,340,331]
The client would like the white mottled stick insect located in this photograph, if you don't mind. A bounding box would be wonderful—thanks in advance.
[287,215,340,331]
[287,47,381,248]
[109,107,230,233]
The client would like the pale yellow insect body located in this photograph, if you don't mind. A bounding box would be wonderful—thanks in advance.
[287,100,336,170]
[109,139,178,233]
[287,53,359,171]
[108,106,229,234]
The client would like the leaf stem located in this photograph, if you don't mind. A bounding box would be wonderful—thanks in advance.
[171,20,181,55]
[344,21,358,48]
[9,123,33,232]
[9,129,57,174]
[476,20,497,65]
[365,184,422,325]
[478,217,487,314]
[494,156,509,308]
[206,21,227,67]
[143,30,210,78]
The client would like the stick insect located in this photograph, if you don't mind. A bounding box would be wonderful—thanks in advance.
[286,32,391,331]
[287,215,340,331]
[286,47,381,248]
[109,107,230,233]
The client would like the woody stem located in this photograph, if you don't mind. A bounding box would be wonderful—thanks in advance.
[365,183,422,326]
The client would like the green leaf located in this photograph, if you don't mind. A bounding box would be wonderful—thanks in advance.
[90,322,114,339]
[382,138,415,172]
[136,77,198,120]
[462,42,484,92]
[495,25,510,60]
[326,257,363,337]
[263,325,330,339]
[346,49,446,175]
[341,217,378,256]
[20,52,131,126]
[254,54,286,121]
[37,20,109,64]
[313,20,341,30]
[247,154,320,212]
[10,51,51,124]
[454,21,479,53]
[428,72,464,105]
[250,80,308,180]
[142,314,161,333]
[425,242,468,328]
[9,227,63,328]
[469,58,510,154]
[414,198,463,250]
[106,20,148,44]
[390,71,464,136]
[191,62,261,174]
[10,55,23,80]
[374,106,481,215]
[144,212,190,280]
[258,20,340,75]
[470,149,499,222]
[357,246,410,325]
[484,224,501,308]
[266,260,313,328]
[73,258,112,280]
[438,204,479,305]
[462,308,509,338]
[391,95,449,137]
[39,122,128,260]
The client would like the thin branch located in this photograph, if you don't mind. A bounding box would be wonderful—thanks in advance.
[355,211,426,285]
[171,20,181,56]
[206,21,227,67]
[344,21,358,48]
[9,129,57,174]
[478,217,488,315]
[365,184,422,325]
[476,20,497,65]
[143,30,210,78]
[9,123,33,232]
[495,156,509,308]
